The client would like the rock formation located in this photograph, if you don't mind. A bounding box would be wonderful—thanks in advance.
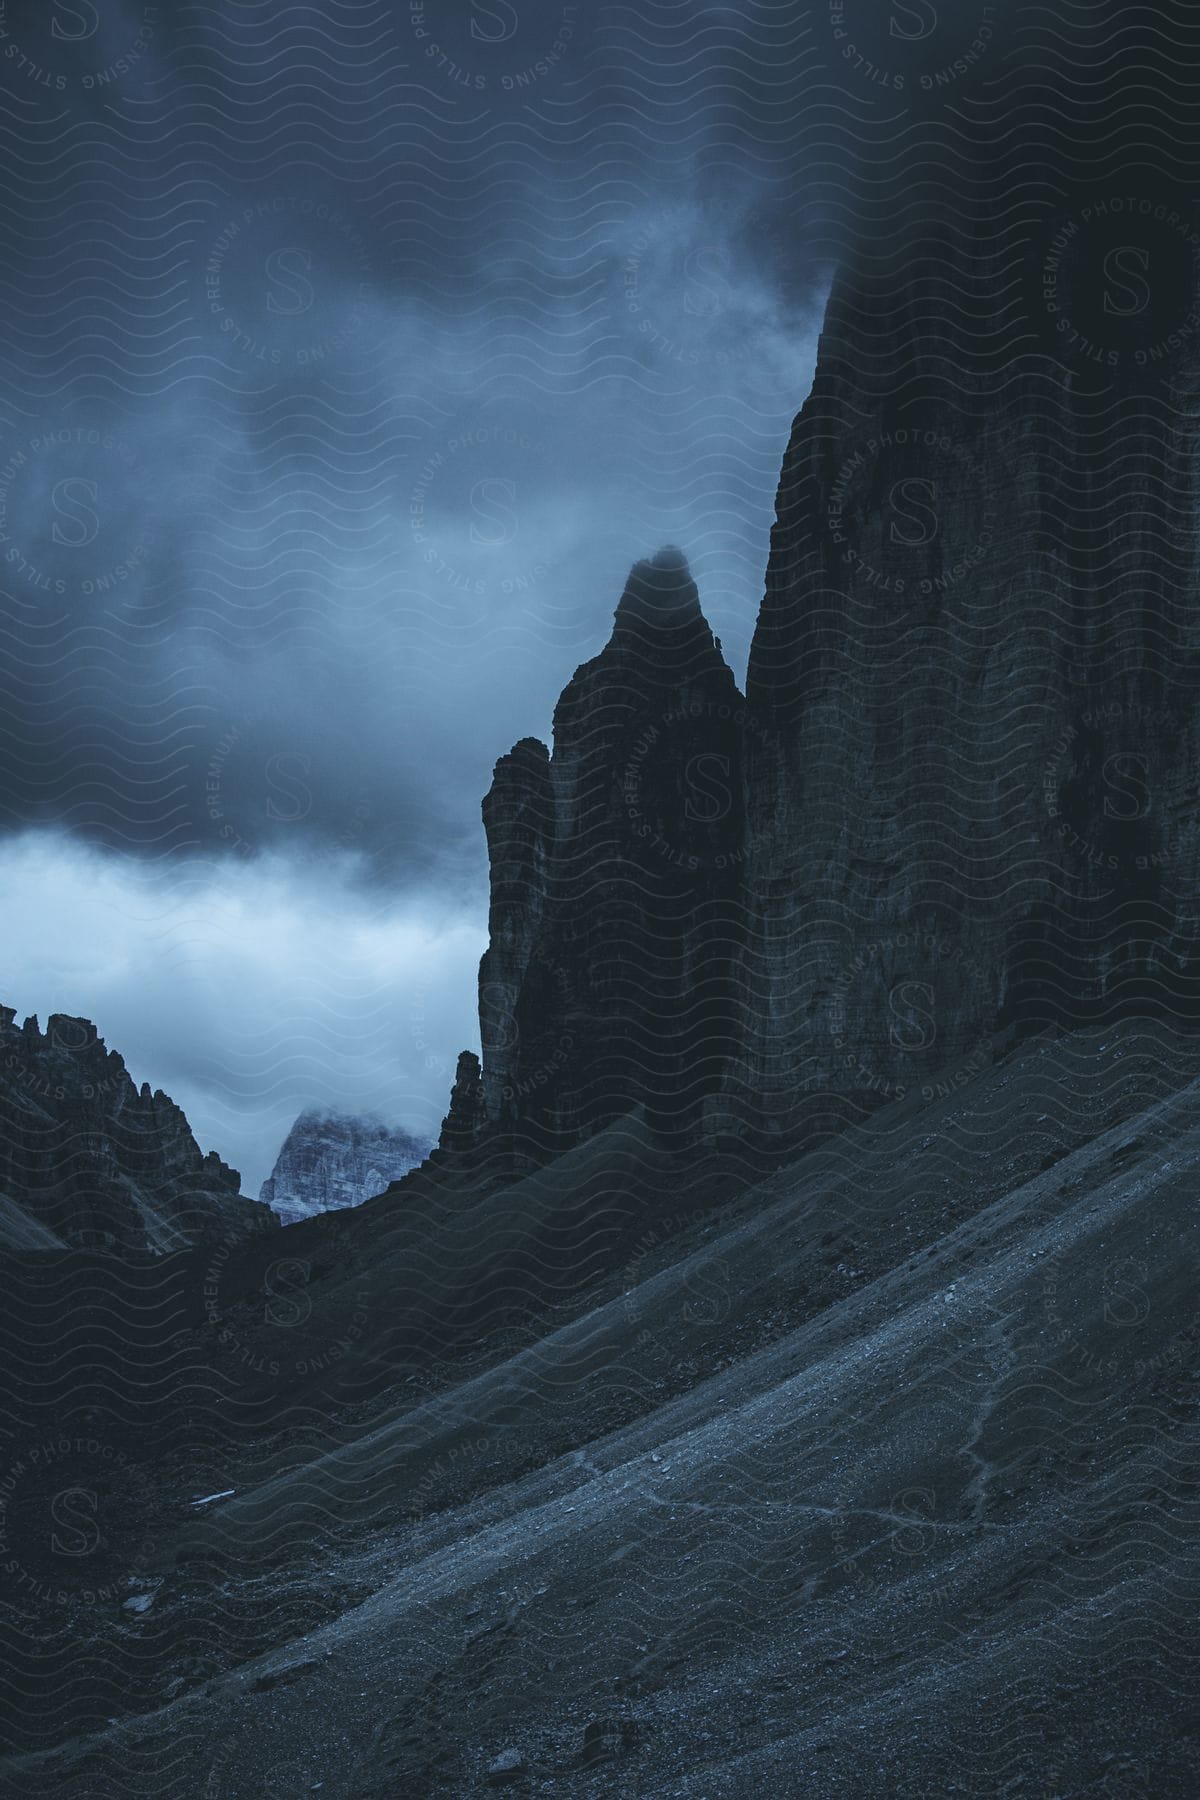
[0,1005,276,1252]
[260,1108,432,1224]
[735,211,1200,1148]
[462,546,751,1164]
[433,1048,488,1160]
[441,241,1200,1168]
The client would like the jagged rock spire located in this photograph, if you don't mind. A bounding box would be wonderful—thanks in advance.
[438,547,750,1166]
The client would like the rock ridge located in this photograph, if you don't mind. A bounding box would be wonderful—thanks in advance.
[0,1005,276,1253]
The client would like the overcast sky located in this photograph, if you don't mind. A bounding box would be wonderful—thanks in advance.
[0,0,1014,1186]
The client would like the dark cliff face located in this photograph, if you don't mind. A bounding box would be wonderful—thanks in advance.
[445,251,1200,1168]
[737,216,1200,1146]
[464,547,750,1162]
[0,1005,276,1252]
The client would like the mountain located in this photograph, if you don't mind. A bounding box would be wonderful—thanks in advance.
[8,501,1200,1796]
[259,1109,433,1223]
[10,1017,1198,1794]
[452,546,749,1172]
[5,17,1200,1794]
[0,1005,275,1253]
[443,419,1200,1174]
[433,167,1200,1184]
[8,287,1200,1790]
[736,239,1200,1154]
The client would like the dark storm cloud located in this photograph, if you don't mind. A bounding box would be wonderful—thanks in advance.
[1,0,839,890]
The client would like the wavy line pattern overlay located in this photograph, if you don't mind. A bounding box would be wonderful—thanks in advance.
[2,3,1200,1796]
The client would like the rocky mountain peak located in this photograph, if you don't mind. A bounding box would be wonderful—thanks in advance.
[555,547,736,741]
[260,1108,433,1223]
[0,1002,273,1252]
[439,549,750,1168]
[610,542,705,635]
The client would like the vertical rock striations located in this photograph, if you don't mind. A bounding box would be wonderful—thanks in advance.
[739,202,1200,1147]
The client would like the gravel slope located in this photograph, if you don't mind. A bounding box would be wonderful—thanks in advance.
[3,1023,1198,1797]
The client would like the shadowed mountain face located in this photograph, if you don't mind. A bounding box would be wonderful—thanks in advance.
[726,15,1200,1152]
[736,243,1200,1151]
[470,546,750,1165]
[260,1110,432,1225]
